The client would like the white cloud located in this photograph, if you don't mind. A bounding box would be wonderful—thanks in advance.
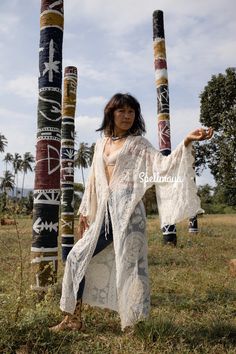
[0,13,19,35]
[5,75,38,99]
[144,107,201,149]
[74,115,101,146]
[66,0,235,35]
[0,108,36,154]
[79,96,107,106]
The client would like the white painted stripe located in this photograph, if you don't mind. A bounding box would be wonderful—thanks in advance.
[31,247,58,252]
[155,69,168,80]
[61,159,74,162]
[40,10,64,17]
[62,244,73,247]
[61,212,74,215]
[34,189,60,193]
[49,0,63,9]
[61,234,74,238]
[33,200,60,205]
[153,38,165,44]
[31,256,58,263]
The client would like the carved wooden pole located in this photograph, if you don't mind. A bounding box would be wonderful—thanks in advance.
[189,165,198,233]
[189,215,198,233]
[31,0,64,291]
[61,66,78,262]
[153,10,177,246]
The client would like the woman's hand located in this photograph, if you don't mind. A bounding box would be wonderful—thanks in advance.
[78,214,89,238]
[184,127,214,147]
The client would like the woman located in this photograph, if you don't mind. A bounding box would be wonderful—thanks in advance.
[50,93,213,332]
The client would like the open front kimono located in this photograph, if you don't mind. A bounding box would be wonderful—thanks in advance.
[60,135,203,330]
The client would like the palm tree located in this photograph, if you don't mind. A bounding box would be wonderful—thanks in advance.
[0,171,15,211]
[12,153,22,197]
[0,133,7,153]
[3,152,13,172]
[74,143,91,186]
[20,152,35,197]
[89,143,96,165]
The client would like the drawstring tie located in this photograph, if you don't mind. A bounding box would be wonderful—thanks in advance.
[104,203,109,240]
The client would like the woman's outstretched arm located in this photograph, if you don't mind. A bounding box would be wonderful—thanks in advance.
[184,127,214,147]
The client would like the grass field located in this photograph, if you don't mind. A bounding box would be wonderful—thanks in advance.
[0,214,236,353]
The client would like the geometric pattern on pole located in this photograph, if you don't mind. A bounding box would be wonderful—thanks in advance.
[189,157,199,233]
[31,0,64,290]
[189,216,198,233]
[61,66,78,262]
[153,10,177,245]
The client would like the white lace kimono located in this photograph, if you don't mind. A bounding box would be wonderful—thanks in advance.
[60,135,203,330]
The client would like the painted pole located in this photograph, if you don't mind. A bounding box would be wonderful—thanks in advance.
[189,159,198,233]
[31,0,64,291]
[153,10,177,246]
[189,215,198,233]
[61,66,78,262]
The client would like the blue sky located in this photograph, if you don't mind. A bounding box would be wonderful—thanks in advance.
[0,0,235,189]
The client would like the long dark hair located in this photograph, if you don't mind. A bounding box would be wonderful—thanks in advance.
[96,93,146,136]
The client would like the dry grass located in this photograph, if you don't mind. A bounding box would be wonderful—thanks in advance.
[0,214,236,353]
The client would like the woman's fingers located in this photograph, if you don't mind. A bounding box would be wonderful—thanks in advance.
[78,216,89,237]
[207,127,214,139]
[194,127,214,141]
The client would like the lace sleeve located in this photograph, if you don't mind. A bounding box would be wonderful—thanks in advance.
[77,164,94,217]
[77,146,97,219]
[145,139,204,228]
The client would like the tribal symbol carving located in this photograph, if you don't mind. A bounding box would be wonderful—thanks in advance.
[49,0,63,9]
[162,224,176,234]
[42,39,61,82]
[61,218,73,230]
[39,93,61,121]
[33,217,58,234]
[34,190,60,205]
[157,86,169,113]
[158,121,170,147]
[36,144,60,175]
[63,148,74,159]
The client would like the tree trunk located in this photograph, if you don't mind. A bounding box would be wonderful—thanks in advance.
[21,172,25,199]
[81,167,85,187]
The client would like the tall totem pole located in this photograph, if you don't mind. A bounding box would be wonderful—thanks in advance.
[31,0,64,290]
[152,10,177,246]
[60,66,78,262]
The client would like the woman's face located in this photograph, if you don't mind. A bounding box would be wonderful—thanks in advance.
[113,105,135,135]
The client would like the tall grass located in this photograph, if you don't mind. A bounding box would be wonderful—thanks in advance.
[0,214,235,353]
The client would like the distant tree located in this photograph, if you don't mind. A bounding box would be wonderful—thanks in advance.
[74,183,85,213]
[89,143,96,165]
[142,185,158,215]
[0,171,15,211]
[0,133,7,153]
[20,152,35,198]
[12,153,22,197]
[198,184,213,204]
[23,190,34,215]
[0,170,15,193]
[3,152,13,173]
[195,68,236,205]
[74,182,85,193]
[75,143,91,186]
